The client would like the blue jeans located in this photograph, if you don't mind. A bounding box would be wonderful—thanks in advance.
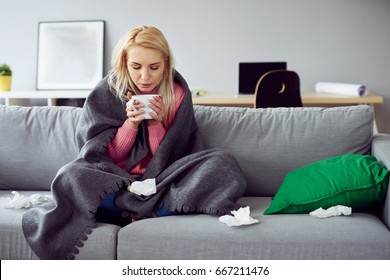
[155,207,178,217]
[99,192,177,217]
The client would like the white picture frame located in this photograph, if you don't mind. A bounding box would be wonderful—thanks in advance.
[36,20,104,90]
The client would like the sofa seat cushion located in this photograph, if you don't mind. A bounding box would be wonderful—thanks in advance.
[117,197,390,260]
[0,190,120,260]
[264,154,389,214]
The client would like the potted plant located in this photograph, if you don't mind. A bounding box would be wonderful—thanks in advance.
[0,64,12,91]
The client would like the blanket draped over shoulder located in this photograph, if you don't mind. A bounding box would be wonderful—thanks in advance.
[22,71,246,260]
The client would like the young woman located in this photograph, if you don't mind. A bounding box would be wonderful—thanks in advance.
[107,26,186,179]
[22,26,246,259]
[97,26,188,222]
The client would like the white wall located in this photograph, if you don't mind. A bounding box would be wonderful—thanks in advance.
[1,0,389,132]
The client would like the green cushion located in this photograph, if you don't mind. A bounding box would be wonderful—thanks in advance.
[264,154,389,214]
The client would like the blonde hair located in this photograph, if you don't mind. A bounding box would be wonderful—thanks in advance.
[108,26,175,124]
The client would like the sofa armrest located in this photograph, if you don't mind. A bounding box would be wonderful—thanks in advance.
[371,133,390,230]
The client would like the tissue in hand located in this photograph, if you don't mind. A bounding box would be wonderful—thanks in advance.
[127,178,157,196]
[219,206,259,227]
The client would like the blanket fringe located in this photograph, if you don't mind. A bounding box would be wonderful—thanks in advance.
[64,178,124,260]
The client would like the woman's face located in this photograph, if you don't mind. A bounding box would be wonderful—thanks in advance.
[127,46,165,93]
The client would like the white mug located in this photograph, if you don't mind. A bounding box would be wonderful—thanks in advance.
[126,94,158,119]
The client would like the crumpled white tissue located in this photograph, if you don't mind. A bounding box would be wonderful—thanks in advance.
[309,205,352,219]
[219,206,259,227]
[127,178,157,196]
[0,191,53,209]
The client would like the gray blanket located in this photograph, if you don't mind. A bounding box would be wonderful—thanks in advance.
[22,71,246,260]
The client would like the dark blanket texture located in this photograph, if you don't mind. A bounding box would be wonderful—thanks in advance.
[22,71,247,260]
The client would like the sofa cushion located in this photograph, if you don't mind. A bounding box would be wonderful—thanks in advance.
[117,196,390,259]
[264,154,389,214]
[193,105,373,196]
[0,105,82,191]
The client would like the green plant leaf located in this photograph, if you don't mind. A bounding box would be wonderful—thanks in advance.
[0,64,12,76]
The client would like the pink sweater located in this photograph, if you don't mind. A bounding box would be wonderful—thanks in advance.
[107,83,185,178]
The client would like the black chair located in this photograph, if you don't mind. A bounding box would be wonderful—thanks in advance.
[254,70,303,108]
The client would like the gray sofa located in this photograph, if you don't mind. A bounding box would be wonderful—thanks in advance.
[0,104,389,260]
